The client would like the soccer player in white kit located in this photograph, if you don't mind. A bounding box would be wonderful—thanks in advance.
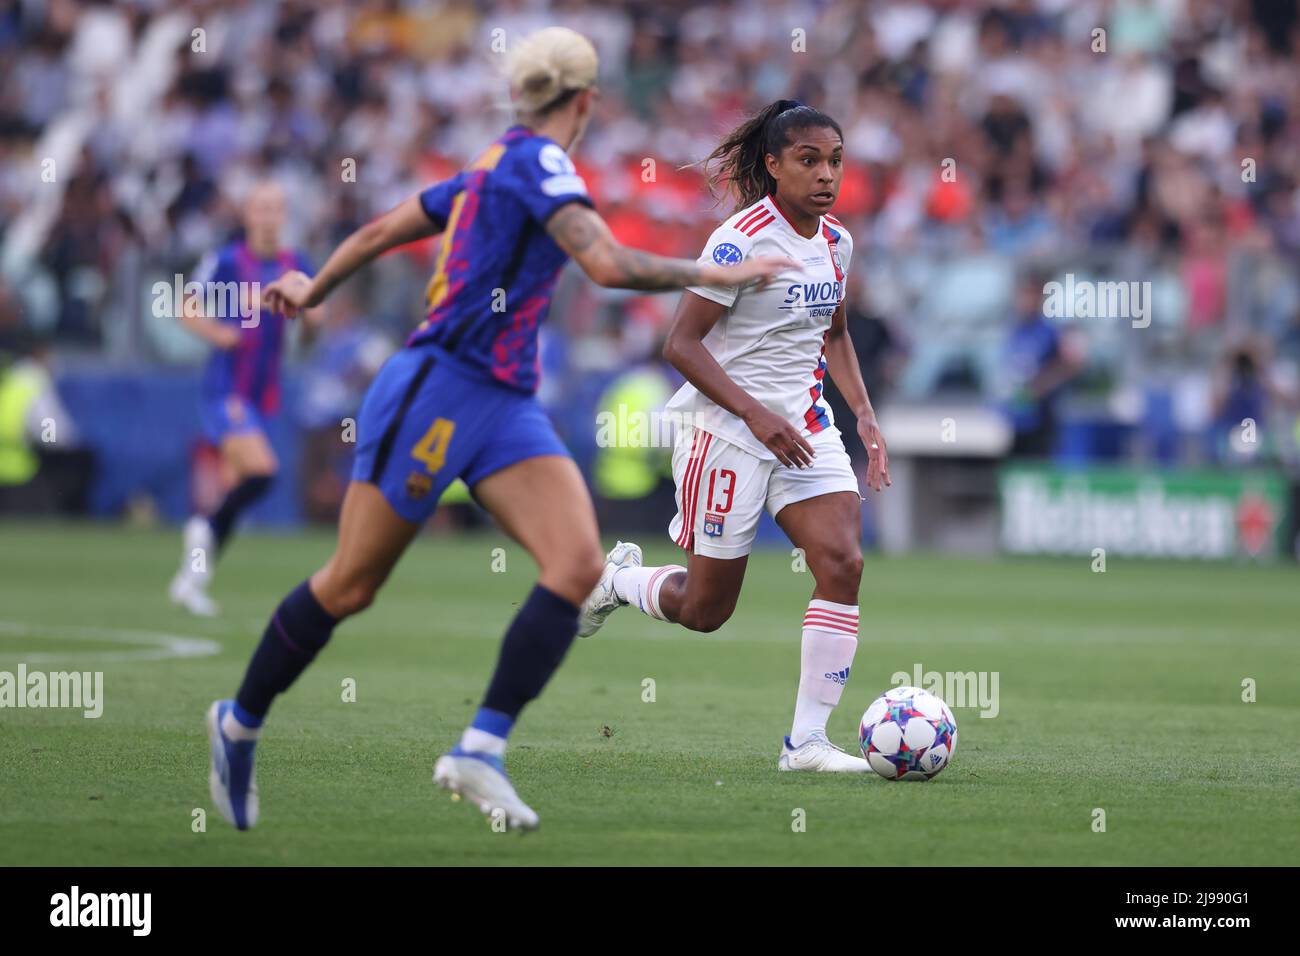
[579,100,892,772]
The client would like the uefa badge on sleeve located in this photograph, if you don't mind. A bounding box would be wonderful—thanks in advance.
[703,512,726,537]
[712,243,743,266]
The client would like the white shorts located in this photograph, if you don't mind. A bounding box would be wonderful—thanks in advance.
[667,425,861,558]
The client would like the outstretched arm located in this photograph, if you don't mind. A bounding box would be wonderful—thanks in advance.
[264,196,438,317]
[546,203,796,292]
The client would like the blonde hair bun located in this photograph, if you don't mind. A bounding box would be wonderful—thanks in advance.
[507,27,598,113]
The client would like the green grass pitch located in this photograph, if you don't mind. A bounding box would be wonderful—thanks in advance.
[1,521,1297,866]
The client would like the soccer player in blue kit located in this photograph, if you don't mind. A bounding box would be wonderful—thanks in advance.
[171,181,318,617]
[205,27,798,831]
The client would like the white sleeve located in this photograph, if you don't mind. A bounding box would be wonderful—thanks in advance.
[683,223,756,309]
[836,230,853,277]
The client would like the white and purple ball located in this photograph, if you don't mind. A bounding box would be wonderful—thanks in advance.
[859,686,957,781]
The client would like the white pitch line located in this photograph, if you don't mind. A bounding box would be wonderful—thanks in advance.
[0,621,221,664]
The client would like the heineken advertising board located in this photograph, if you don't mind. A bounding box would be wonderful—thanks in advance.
[999,466,1290,560]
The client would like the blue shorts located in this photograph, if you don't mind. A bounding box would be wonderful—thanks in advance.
[200,394,270,445]
[351,345,570,523]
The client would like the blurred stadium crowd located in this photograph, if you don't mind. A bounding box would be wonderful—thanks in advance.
[1,0,1299,521]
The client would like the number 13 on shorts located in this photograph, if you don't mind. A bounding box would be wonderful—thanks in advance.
[707,469,736,513]
[702,468,736,537]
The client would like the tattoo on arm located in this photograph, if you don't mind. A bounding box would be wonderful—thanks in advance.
[547,204,603,254]
[607,246,703,290]
[548,203,705,290]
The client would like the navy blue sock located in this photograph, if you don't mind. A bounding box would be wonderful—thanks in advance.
[209,474,273,553]
[235,580,338,719]
[480,584,580,725]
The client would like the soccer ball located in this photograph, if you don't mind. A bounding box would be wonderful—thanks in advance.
[859,686,957,781]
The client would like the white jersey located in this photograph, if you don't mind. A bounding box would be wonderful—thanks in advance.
[665,196,854,460]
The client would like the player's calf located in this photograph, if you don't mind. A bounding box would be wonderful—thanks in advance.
[207,472,274,554]
[609,551,746,634]
[672,591,738,633]
[596,561,736,633]
[235,580,341,720]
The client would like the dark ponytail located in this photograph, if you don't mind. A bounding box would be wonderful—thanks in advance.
[701,99,843,212]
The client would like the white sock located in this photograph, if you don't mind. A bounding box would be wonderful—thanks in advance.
[790,599,859,747]
[459,726,506,757]
[612,564,685,621]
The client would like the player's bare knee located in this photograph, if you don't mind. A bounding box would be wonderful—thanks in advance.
[313,570,378,619]
[542,548,603,604]
[571,549,604,595]
[812,546,863,600]
[336,582,378,617]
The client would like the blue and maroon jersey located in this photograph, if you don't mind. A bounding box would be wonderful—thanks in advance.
[406,124,594,392]
[196,241,312,414]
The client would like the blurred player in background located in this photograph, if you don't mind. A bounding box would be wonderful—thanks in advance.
[580,101,890,772]
[1003,272,1084,459]
[169,181,318,616]
[205,28,796,832]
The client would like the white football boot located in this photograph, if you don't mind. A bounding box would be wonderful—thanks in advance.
[206,699,259,830]
[577,540,642,638]
[433,750,540,831]
[778,732,873,773]
[169,516,219,617]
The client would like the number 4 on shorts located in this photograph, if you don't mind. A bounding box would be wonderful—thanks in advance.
[412,417,455,473]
